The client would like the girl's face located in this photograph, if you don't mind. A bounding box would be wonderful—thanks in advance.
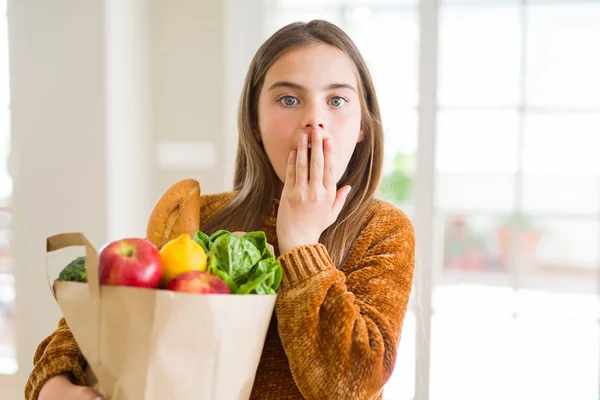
[257,44,363,191]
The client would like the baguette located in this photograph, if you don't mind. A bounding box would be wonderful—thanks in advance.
[146,179,201,249]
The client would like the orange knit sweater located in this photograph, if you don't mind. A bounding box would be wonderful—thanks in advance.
[25,192,415,400]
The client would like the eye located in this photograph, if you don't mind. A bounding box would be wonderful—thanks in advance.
[328,96,347,108]
[279,96,299,107]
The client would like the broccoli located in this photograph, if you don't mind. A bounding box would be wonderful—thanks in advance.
[57,256,87,282]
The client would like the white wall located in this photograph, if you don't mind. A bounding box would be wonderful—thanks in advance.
[150,0,226,196]
[8,2,108,395]
[6,0,265,396]
[106,0,154,241]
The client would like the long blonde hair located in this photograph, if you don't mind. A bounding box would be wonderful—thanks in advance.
[201,20,384,268]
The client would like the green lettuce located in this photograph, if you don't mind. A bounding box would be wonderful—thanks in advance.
[192,231,210,254]
[192,229,281,295]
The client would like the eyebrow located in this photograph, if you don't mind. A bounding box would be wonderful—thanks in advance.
[268,81,357,93]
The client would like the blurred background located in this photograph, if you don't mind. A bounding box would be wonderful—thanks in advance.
[1,0,599,399]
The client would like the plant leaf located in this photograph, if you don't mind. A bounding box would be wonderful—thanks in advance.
[210,232,261,284]
[192,230,210,254]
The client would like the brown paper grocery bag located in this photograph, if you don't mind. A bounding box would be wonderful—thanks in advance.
[47,232,276,400]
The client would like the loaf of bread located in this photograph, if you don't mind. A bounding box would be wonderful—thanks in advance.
[146,179,201,249]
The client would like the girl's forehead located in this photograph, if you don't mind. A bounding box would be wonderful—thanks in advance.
[263,44,358,90]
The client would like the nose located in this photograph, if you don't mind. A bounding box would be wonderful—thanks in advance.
[302,101,326,131]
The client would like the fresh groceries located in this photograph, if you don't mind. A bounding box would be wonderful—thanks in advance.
[159,233,207,285]
[48,228,278,400]
[166,271,231,294]
[146,178,201,249]
[193,230,282,295]
[47,179,279,399]
[57,256,87,282]
[58,229,282,295]
[99,238,163,288]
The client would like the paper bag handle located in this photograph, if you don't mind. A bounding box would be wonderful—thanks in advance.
[46,232,102,365]
[46,232,100,299]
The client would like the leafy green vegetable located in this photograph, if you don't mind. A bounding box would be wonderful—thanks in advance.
[211,233,261,283]
[242,232,269,259]
[237,256,282,294]
[192,231,210,254]
[208,230,229,246]
[211,268,238,294]
[194,229,282,295]
[57,256,87,283]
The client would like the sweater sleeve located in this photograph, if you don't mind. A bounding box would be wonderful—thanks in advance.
[24,317,88,400]
[275,205,415,400]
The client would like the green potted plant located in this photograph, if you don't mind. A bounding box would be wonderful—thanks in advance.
[378,152,415,204]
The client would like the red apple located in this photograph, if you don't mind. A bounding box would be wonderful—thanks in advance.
[166,271,230,294]
[99,238,163,288]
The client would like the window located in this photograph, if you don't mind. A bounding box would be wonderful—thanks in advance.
[435,2,599,398]
[266,1,599,399]
[0,0,16,377]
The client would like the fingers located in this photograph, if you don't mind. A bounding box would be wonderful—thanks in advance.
[285,149,297,188]
[331,185,351,217]
[309,128,324,187]
[74,385,103,399]
[296,133,309,186]
[323,136,335,190]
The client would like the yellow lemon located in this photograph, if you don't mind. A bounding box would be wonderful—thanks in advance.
[159,233,207,284]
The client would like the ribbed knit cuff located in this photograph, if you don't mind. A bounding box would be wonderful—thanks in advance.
[277,243,336,287]
[25,353,87,400]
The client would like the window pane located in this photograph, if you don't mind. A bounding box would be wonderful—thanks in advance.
[0,0,8,106]
[382,110,417,174]
[431,313,599,400]
[525,218,599,276]
[378,110,417,204]
[512,318,599,400]
[0,270,16,375]
[437,110,520,173]
[383,310,415,400]
[511,217,599,398]
[348,0,417,5]
[516,289,598,320]
[529,0,597,2]
[0,0,14,377]
[442,214,516,278]
[275,0,343,7]
[346,9,419,110]
[523,113,600,174]
[264,10,343,38]
[276,0,418,5]
[0,0,10,201]
[430,314,519,400]
[526,3,600,108]
[434,213,600,399]
[443,0,519,4]
[439,6,522,107]
[437,172,516,213]
[436,111,519,212]
[523,174,600,215]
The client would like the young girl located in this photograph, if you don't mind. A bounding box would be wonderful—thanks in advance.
[26,19,415,400]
